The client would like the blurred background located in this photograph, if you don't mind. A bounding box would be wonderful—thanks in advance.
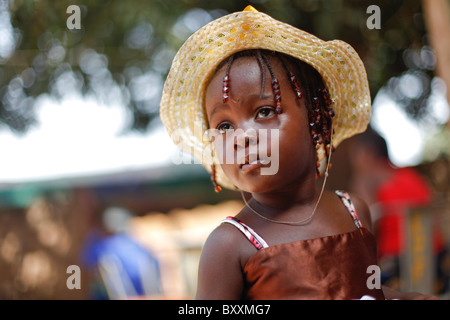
[0,0,449,299]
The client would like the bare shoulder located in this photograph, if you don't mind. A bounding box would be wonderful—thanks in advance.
[201,221,246,257]
[195,220,247,299]
[347,192,373,232]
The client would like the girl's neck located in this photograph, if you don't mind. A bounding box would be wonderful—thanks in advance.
[250,174,319,210]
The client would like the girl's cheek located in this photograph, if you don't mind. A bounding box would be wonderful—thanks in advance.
[213,136,233,165]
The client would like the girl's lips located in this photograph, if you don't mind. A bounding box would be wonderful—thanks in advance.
[240,160,265,173]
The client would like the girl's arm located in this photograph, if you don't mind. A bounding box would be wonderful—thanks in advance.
[195,224,245,299]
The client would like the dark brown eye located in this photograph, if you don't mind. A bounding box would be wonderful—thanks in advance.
[217,122,233,134]
[256,107,275,119]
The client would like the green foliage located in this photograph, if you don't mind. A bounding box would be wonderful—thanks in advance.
[0,0,432,133]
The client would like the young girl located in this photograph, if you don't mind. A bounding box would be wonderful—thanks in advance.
[160,6,438,300]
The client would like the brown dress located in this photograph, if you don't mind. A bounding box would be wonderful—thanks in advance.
[222,191,386,300]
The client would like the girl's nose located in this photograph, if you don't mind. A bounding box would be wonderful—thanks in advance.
[234,128,258,151]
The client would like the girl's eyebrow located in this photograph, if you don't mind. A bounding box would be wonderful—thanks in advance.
[209,103,230,121]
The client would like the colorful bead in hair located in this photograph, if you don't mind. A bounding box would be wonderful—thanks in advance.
[222,55,235,103]
[308,88,336,179]
[222,75,230,103]
[271,77,282,114]
[276,53,303,101]
[288,72,302,99]
[211,164,222,193]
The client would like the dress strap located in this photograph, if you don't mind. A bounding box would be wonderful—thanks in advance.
[220,216,269,250]
[335,190,363,229]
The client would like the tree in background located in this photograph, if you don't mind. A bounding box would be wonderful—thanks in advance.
[422,0,450,129]
[0,0,447,137]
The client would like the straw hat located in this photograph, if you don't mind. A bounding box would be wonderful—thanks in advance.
[160,6,371,190]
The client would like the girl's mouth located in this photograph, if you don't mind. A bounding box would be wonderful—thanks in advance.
[239,156,271,173]
[241,160,263,173]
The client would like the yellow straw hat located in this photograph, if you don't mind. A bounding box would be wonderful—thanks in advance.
[160,6,371,190]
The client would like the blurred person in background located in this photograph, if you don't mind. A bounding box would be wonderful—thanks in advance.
[349,126,449,295]
[81,206,162,299]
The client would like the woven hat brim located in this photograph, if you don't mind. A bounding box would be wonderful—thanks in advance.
[160,10,371,189]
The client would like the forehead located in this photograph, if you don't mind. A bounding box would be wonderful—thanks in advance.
[205,55,281,105]
[208,56,263,93]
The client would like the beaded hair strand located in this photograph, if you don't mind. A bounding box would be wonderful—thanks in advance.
[210,163,222,193]
[277,53,303,100]
[283,54,335,177]
[255,50,267,100]
[309,88,335,177]
[222,55,234,103]
[260,53,282,114]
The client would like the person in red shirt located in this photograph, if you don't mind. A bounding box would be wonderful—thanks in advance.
[350,126,448,294]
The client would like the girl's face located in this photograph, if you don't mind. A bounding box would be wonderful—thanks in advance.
[205,55,317,194]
